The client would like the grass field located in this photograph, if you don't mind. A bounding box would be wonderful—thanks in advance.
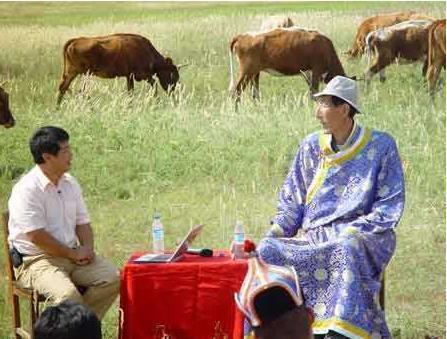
[0,2,445,338]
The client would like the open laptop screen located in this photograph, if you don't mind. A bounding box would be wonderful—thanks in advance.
[133,224,204,263]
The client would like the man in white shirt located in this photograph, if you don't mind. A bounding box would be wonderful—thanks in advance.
[8,126,120,320]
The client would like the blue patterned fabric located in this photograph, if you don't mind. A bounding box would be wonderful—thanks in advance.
[258,123,405,338]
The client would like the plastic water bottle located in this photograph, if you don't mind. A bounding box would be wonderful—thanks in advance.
[152,212,165,254]
[233,220,245,259]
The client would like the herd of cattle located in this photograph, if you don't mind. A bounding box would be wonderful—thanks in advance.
[0,10,445,129]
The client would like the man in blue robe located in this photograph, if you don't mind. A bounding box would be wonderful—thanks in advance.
[258,76,405,338]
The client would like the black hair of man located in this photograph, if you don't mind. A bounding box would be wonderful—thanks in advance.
[330,96,358,118]
[30,126,69,164]
[34,300,101,339]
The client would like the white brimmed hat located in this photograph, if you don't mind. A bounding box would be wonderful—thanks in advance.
[313,76,361,113]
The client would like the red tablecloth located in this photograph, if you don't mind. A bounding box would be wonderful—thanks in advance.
[119,251,248,339]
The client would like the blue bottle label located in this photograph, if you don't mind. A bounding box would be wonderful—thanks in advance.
[234,233,244,243]
[153,229,164,241]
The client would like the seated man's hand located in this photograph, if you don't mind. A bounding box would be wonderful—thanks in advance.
[70,245,95,265]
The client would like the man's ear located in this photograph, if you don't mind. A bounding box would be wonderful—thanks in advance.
[42,153,52,163]
[342,103,350,118]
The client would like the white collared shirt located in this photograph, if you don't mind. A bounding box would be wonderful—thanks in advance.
[8,165,90,255]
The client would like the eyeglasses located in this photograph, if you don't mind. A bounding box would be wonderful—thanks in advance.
[315,98,334,108]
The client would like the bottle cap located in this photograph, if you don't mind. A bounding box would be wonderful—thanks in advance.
[153,212,162,219]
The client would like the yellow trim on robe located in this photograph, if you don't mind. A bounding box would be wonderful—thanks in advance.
[325,129,372,166]
[319,132,334,156]
[313,317,371,339]
[305,128,372,204]
[306,161,329,203]
[244,332,256,339]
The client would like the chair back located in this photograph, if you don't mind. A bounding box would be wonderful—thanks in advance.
[2,211,16,283]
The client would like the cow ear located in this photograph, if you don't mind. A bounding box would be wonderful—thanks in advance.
[165,57,173,65]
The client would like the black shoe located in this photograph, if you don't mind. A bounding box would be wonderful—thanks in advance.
[325,331,349,339]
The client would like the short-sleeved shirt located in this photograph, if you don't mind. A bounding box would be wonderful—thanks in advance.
[8,165,90,255]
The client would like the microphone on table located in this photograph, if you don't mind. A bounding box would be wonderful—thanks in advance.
[187,248,213,257]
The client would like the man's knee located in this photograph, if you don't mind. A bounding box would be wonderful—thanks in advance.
[54,286,84,305]
[93,258,120,294]
[99,259,120,288]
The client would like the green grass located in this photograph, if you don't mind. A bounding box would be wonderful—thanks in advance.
[0,2,445,338]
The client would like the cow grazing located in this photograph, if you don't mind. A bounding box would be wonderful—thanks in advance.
[260,16,294,31]
[347,11,435,57]
[426,19,446,96]
[229,27,346,102]
[0,86,15,129]
[365,20,434,84]
[57,33,180,105]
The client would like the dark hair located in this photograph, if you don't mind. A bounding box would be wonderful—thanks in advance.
[29,126,69,164]
[330,96,358,118]
[34,300,101,339]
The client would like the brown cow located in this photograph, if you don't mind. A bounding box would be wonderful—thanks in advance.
[347,11,435,57]
[260,16,294,31]
[57,33,180,104]
[426,19,446,96]
[365,20,433,84]
[0,86,15,128]
[229,28,346,102]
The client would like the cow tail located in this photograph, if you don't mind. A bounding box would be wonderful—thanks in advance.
[229,37,238,91]
[427,23,435,67]
[61,38,75,77]
[365,33,374,70]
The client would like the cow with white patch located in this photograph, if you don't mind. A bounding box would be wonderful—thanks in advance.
[229,27,347,102]
[365,20,434,84]
[347,11,435,57]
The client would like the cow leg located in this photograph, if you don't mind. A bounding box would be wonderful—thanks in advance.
[310,71,321,94]
[57,73,78,105]
[366,58,388,86]
[147,76,158,96]
[422,58,428,77]
[379,69,386,83]
[251,73,260,100]
[427,62,442,97]
[127,74,134,92]
[232,74,250,103]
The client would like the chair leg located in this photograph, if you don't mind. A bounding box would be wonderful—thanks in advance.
[29,292,39,339]
[11,294,22,339]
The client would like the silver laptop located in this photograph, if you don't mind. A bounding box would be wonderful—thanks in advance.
[133,224,204,263]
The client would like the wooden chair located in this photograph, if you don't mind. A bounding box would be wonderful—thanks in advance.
[2,211,45,339]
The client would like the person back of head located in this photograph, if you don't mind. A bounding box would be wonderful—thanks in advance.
[34,300,101,339]
[30,126,69,164]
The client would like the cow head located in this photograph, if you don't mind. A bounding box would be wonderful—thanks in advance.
[0,86,15,129]
[155,57,180,93]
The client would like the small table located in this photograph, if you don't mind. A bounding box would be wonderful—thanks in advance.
[119,251,247,339]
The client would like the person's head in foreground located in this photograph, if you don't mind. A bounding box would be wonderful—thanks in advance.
[34,300,101,339]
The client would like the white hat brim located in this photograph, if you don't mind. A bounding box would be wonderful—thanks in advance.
[313,90,361,114]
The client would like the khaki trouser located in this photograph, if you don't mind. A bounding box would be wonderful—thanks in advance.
[15,253,120,320]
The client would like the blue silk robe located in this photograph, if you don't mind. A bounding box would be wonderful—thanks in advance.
[258,123,405,338]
